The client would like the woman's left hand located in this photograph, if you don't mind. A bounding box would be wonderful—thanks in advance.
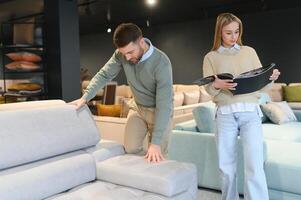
[270,69,281,81]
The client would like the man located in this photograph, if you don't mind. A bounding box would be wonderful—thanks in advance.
[71,23,173,163]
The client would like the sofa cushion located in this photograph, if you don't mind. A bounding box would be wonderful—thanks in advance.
[283,85,301,102]
[288,102,301,110]
[0,151,96,200]
[192,101,216,133]
[183,91,200,105]
[173,92,184,107]
[265,83,286,102]
[96,103,121,117]
[262,122,301,142]
[0,105,100,170]
[265,141,301,195]
[258,92,272,122]
[261,101,297,124]
[96,155,197,197]
[116,84,132,98]
[46,180,195,200]
[0,100,65,111]
[199,86,212,102]
[84,140,125,162]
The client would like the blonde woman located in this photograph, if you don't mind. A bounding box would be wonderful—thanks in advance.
[203,13,280,200]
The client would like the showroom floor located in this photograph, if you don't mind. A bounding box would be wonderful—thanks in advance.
[198,188,244,200]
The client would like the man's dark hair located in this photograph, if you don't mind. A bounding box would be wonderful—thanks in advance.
[113,23,142,48]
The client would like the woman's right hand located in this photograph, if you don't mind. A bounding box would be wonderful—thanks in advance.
[212,75,237,90]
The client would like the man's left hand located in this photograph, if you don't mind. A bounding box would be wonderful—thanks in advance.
[144,144,165,163]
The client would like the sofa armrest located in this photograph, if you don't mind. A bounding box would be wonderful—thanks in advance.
[168,129,267,191]
[174,120,198,132]
[293,110,301,122]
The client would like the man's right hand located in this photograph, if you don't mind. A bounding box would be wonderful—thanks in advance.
[212,75,237,90]
[69,98,87,110]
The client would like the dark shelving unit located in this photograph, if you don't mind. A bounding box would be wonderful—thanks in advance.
[0,20,48,103]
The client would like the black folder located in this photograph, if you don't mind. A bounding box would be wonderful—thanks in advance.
[194,63,276,95]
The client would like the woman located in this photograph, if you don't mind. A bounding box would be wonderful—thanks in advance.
[203,13,280,200]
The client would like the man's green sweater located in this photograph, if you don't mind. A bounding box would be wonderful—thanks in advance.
[83,47,173,145]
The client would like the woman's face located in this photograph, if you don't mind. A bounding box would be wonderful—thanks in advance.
[221,21,240,48]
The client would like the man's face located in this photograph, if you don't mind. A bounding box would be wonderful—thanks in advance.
[118,39,144,64]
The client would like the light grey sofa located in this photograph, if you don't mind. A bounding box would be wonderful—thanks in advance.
[0,100,197,200]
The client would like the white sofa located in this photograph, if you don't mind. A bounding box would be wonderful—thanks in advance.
[0,100,197,200]
[92,84,212,144]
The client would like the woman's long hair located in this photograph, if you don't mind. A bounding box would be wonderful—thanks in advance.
[212,13,243,51]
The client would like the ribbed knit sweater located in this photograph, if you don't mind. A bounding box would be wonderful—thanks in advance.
[203,45,263,106]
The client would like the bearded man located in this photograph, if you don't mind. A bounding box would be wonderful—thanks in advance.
[71,23,173,163]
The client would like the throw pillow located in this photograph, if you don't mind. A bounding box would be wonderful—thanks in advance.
[6,52,42,62]
[283,85,301,102]
[5,61,39,71]
[183,91,200,105]
[260,101,297,124]
[173,92,184,107]
[192,101,216,133]
[96,104,121,117]
[7,83,41,91]
[258,92,272,122]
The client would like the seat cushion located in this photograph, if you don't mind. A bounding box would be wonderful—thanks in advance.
[96,155,197,197]
[46,180,195,200]
[265,141,301,194]
[262,122,301,142]
[0,151,96,200]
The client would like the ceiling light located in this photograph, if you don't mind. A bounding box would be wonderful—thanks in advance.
[107,28,111,33]
[146,0,157,7]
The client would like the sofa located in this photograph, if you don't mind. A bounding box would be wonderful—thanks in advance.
[264,83,301,110]
[0,100,198,200]
[168,100,301,200]
[90,84,212,144]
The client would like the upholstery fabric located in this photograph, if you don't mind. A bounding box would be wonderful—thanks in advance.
[0,100,65,111]
[283,85,301,102]
[173,92,184,107]
[96,103,121,117]
[0,105,100,169]
[84,140,125,162]
[6,52,42,62]
[46,180,195,200]
[5,61,39,71]
[192,101,216,133]
[96,155,197,197]
[265,140,301,194]
[264,83,287,102]
[259,92,272,122]
[183,91,200,105]
[261,101,297,124]
[0,151,96,200]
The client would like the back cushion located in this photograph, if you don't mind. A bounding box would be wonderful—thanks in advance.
[264,83,286,102]
[183,91,200,105]
[173,92,184,107]
[0,105,100,170]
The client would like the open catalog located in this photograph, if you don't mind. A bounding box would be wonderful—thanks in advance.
[194,63,276,95]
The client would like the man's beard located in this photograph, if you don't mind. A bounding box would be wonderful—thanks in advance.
[129,47,144,64]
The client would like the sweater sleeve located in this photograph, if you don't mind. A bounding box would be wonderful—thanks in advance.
[251,48,274,91]
[203,55,221,96]
[151,57,173,145]
[82,51,122,101]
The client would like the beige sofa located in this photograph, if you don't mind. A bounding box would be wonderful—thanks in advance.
[264,83,301,110]
[91,84,212,144]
